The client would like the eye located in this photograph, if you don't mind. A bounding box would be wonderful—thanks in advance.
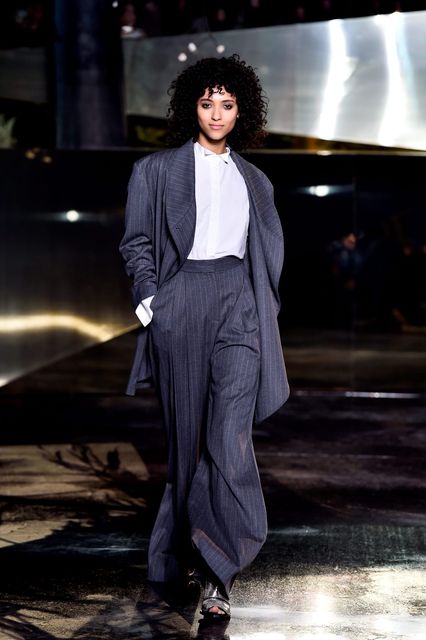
[224,104,234,110]
[200,102,211,109]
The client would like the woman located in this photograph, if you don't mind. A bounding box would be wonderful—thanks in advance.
[120,54,289,619]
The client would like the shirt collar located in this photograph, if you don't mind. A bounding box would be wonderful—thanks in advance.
[194,141,230,164]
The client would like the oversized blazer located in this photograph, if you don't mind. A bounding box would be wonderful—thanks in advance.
[119,138,289,424]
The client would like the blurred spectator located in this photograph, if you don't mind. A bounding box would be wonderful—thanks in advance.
[134,0,426,36]
[209,1,242,31]
[183,0,209,33]
[244,0,279,28]
[140,1,162,37]
[114,0,426,39]
[276,2,303,24]
[296,4,306,22]
[0,0,416,50]
[14,1,49,47]
[327,230,367,328]
[328,232,365,287]
[119,2,145,38]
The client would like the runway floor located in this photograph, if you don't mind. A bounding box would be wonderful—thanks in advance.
[0,332,425,639]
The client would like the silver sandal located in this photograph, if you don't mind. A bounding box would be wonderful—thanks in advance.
[201,579,231,620]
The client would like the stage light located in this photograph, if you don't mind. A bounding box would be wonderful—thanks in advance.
[66,210,80,222]
[310,185,330,197]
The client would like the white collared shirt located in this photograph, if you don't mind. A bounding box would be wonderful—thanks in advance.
[136,141,249,326]
[187,141,249,259]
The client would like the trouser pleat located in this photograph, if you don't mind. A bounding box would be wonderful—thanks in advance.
[147,258,267,594]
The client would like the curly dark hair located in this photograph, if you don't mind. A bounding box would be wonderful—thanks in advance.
[167,54,268,150]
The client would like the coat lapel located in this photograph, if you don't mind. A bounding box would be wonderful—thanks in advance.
[164,142,280,268]
[231,151,280,235]
[165,139,196,263]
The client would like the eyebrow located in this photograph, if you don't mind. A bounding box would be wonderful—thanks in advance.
[199,97,236,102]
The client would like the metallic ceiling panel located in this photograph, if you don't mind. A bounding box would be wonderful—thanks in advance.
[124,11,426,150]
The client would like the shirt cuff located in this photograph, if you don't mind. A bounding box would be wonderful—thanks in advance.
[135,295,154,326]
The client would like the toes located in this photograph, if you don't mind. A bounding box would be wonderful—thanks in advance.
[208,606,225,615]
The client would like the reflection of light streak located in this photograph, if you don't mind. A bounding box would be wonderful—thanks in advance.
[0,314,115,341]
[219,567,426,638]
[317,20,350,140]
[376,13,407,146]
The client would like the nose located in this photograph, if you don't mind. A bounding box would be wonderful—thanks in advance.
[211,107,221,121]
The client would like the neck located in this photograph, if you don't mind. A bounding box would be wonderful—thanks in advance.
[196,133,227,155]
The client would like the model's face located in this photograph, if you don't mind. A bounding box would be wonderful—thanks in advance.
[196,86,238,152]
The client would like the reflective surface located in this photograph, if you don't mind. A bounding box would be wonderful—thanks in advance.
[0,206,136,386]
[0,339,425,639]
[0,149,138,387]
[1,148,425,390]
[0,47,47,103]
[125,11,426,150]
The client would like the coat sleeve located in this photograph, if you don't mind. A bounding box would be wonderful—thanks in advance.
[119,159,158,307]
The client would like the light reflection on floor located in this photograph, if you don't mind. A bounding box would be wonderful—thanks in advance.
[0,441,425,638]
[228,564,426,639]
[0,344,425,639]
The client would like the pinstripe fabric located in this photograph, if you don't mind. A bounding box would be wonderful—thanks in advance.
[119,139,289,423]
[147,256,266,596]
[120,139,290,598]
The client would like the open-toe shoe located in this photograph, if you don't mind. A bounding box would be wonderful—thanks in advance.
[201,579,231,620]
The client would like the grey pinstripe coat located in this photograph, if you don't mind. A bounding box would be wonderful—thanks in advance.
[120,139,289,423]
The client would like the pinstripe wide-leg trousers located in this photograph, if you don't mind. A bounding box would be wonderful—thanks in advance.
[147,255,267,596]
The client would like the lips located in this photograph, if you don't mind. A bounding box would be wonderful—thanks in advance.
[209,124,224,129]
